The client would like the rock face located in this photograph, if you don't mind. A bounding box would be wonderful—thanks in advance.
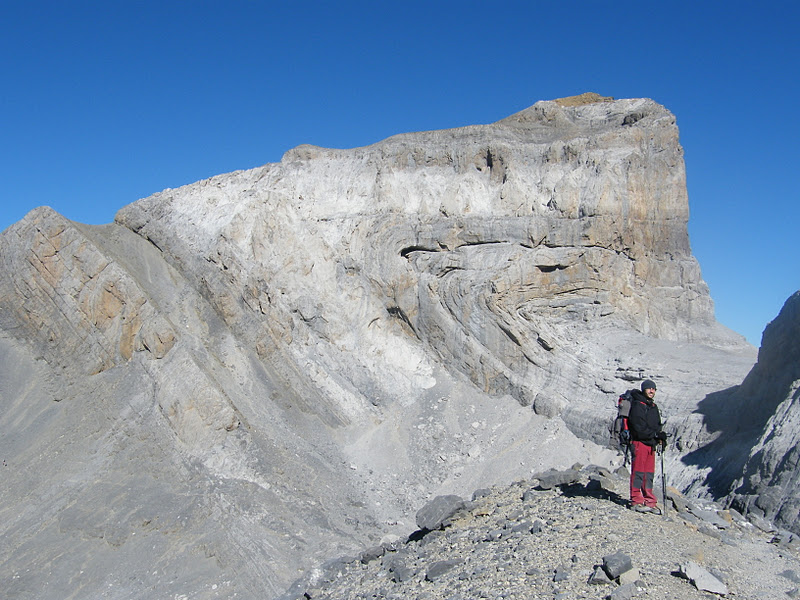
[112,96,752,443]
[681,292,800,531]
[0,95,784,600]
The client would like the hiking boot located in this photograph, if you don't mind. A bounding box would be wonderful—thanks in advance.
[632,504,661,515]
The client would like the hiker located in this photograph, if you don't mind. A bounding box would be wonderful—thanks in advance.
[627,379,667,514]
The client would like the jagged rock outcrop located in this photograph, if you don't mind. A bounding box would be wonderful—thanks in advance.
[0,95,779,600]
[681,291,800,531]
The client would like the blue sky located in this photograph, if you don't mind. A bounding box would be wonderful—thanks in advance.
[1,1,797,346]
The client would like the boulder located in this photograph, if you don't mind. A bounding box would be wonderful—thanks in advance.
[426,558,462,581]
[602,551,634,580]
[534,468,581,490]
[678,561,728,595]
[415,495,466,531]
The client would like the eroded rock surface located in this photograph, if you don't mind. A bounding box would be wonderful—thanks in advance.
[1,96,787,600]
[681,292,800,532]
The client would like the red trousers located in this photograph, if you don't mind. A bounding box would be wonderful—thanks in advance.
[630,441,657,507]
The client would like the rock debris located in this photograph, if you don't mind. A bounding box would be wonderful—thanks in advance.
[277,466,800,600]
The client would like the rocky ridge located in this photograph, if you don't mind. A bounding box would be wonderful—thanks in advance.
[278,467,800,600]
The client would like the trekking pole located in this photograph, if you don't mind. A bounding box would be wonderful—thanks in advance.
[660,443,667,519]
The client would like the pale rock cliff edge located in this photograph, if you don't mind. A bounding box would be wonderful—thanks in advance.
[0,94,795,600]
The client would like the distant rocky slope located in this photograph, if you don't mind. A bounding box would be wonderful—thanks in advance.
[1,94,792,600]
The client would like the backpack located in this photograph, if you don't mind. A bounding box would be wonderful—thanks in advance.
[612,390,634,463]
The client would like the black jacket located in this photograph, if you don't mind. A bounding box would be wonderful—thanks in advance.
[627,389,663,447]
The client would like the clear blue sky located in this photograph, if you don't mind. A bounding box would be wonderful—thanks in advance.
[2,1,797,347]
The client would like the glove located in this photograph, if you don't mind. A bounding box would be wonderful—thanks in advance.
[655,431,668,450]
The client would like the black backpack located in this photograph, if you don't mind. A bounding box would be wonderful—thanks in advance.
[612,390,634,464]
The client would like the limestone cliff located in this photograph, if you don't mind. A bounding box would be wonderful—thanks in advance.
[0,96,780,600]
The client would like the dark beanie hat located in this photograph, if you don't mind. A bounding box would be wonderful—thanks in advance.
[641,379,657,391]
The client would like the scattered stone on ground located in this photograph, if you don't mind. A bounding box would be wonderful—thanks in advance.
[277,466,800,600]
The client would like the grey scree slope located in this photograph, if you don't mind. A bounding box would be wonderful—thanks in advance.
[1,92,796,599]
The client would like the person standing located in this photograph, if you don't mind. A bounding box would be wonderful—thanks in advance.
[627,379,666,514]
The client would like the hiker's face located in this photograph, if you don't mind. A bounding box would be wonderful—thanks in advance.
[644,387,656,399]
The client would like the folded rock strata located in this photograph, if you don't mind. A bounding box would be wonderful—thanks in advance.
[2,94,790,600]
